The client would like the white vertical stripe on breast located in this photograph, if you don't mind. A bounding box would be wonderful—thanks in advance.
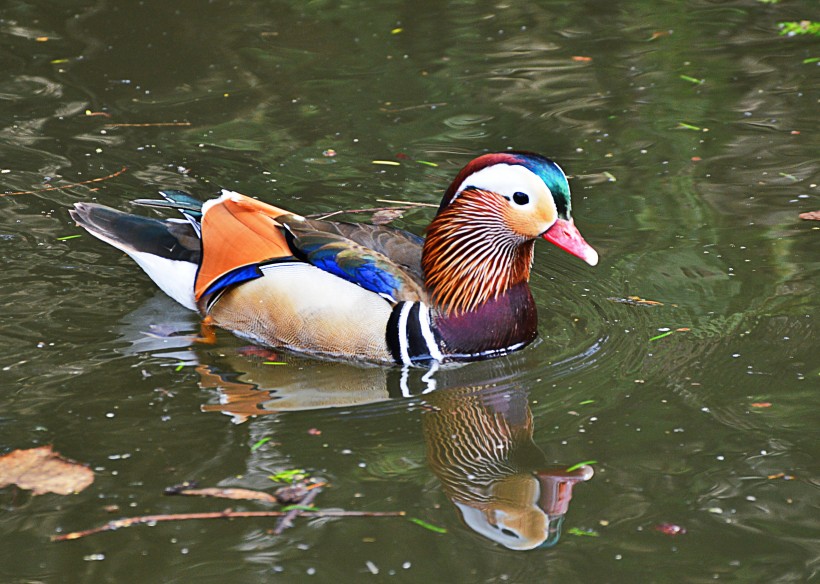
[417,303,443,362]
[397,302,413,365]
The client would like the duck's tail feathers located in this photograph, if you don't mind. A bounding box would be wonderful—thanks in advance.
[133,189,204,237]
[69,202,201,311]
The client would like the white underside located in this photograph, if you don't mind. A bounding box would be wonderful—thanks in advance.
[126,250,198,311]
[83,228,198,311]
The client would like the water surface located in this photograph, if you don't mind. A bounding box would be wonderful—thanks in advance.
[1,0,818,582]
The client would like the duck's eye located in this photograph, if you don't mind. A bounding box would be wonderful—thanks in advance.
[512,191,530,206]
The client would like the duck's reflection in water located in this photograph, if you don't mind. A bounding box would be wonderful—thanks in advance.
[115,298,592,550]
[195,353,592,550]
[423,385,592,550]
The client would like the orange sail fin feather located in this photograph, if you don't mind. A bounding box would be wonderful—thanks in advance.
[195,191,296,301]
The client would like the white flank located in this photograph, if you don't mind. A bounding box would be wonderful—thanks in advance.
[81,226,198,311]
[125,250,198,311]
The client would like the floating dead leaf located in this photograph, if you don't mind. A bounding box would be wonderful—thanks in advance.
[608,295,668,307]
[799,211,820,221]
[169,487,279,504]
[371,208,405,225]
[767,472,795,480]
[0,446,94,495]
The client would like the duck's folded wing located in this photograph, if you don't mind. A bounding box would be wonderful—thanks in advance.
[296,218,424,280]
[280,216,426,303]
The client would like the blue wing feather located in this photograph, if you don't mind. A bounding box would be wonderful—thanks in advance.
[284,227,424,302]
[200,263,264,299]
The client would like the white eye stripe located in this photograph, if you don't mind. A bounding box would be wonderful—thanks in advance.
[455,164,553,210]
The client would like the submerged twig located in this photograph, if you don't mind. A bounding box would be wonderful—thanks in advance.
[104,122,192,127]
[52,508,406,541]
[2,166,128,197]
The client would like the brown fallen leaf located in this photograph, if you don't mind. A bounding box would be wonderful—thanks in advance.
[170,487,280,504]
[0,445,94,495]
[767,472,795,480]
[798,210,820,221]
[608,295,668,307]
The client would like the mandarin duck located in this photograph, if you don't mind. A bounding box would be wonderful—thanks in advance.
[70,152,598,365]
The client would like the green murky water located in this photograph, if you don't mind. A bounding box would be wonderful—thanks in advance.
[1,0,818,581]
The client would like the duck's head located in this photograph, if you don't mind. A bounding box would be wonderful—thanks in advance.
[438,151,598,266]
[423,152,598,313]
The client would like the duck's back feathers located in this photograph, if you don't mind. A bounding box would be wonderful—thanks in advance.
[295,218,424,279]
[282,217,426,303]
